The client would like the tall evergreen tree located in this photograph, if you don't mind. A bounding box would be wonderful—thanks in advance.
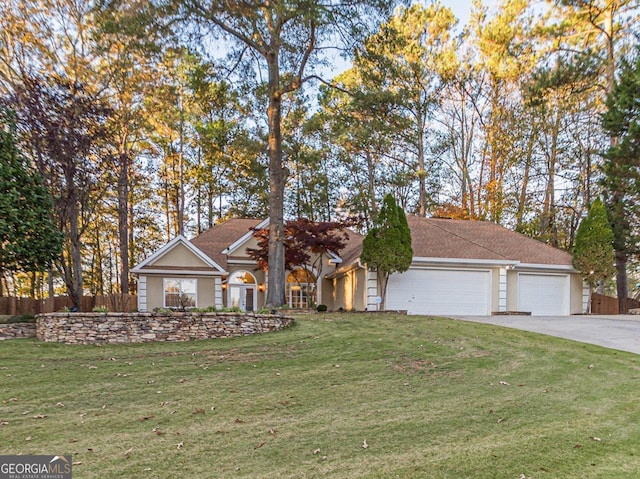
[0,108,62,289]
[602,48,640,312]
[572,198,615,291]
[361,193,413,309]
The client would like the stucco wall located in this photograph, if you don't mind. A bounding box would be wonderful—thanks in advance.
[36,312,294,344]
[153,243,210,267]
[332,268,367,311]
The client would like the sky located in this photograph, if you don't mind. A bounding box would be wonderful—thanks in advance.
[322,0,498,79]
[444,1,476,27]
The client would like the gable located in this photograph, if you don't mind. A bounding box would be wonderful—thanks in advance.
[152,242,211,268]
[191,218,264,268]
[132,234,226,274]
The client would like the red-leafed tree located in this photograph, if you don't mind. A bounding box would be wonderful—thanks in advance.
[247,218,358,279]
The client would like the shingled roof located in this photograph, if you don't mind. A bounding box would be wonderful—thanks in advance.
[186,216,571,271]
[190,218,263,269]
[407,216,572,265]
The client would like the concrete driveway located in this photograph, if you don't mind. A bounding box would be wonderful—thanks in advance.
[449,315,640,355]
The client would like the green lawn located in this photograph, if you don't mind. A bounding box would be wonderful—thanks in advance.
[1,313,640,478]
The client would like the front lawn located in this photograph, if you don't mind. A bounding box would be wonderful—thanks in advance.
[1,313,639,478]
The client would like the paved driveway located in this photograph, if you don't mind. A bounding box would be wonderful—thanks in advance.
[449,315,640,355]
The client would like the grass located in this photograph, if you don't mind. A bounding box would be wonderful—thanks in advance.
[2,313,640,478]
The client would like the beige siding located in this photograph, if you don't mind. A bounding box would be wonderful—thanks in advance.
[331,268,367,311]
[146,275,164,310]
[197,277,218,308]
[570,274,587,314]
[152,243,210,268]
[506,270,519,312]
[319,278,334,308]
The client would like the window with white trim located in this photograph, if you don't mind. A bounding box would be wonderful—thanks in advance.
[163,278,197,309]
[286,269,316,309]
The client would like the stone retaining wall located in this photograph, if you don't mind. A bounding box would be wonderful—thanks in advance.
[0,322,37,340]
[36,312,295,345]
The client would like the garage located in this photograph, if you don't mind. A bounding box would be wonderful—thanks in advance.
[386,268,491,315]
[517,273,569,316]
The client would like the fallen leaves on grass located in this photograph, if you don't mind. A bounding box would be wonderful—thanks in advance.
[176,441,184,449]
[192,408,204,415]
[591,437,602,442]
[139,415,155,421]
[32,414,47,419]
[362,439,369,449]
[255,441,265,449]
[499,381,510,386]
[124,447,134,456]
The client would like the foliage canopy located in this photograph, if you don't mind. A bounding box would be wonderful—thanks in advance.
[0,108,62,274]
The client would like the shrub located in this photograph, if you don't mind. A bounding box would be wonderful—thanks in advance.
[92,306,109,313]
[316,304,328,312]
[190,305,218,312]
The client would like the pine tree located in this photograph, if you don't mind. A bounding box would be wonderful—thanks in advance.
[361,194,413,309]
[601,47,640,312]
[572,198,615,290]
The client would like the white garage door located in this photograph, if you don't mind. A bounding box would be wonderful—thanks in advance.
[386,268,491,315]
[518,273,569,316]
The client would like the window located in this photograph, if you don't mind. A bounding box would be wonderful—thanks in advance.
[164,278,197,309]
[286,269,316,309]
[228,271,256,284]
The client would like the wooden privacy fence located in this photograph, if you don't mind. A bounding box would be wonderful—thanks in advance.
[591,293,640,315]
[0,294,138,316]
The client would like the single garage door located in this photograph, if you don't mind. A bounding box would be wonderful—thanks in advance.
[518,273,569,316]
[386,268,491,315]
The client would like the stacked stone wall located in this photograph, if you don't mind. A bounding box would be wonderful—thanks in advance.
[35,312,294,345]
[0,323,37,340]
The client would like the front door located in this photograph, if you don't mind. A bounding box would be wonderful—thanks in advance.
[230,285,256,312]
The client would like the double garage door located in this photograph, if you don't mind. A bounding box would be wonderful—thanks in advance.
[386,268,570,316]
[386,268,491,316]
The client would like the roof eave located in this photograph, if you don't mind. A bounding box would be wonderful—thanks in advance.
[514,263,578,273]
[412,257,519,267]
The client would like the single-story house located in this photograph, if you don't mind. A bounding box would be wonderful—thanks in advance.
[132,216,588,316]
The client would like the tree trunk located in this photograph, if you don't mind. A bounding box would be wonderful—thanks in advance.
[417,114,427,217]
[69,200,83,310]
[118,152,130,295]
[615,250,628,314]
[265,54,286,307]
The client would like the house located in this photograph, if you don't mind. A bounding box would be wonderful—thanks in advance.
[131,218,359,312]
[132,216,588,316]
